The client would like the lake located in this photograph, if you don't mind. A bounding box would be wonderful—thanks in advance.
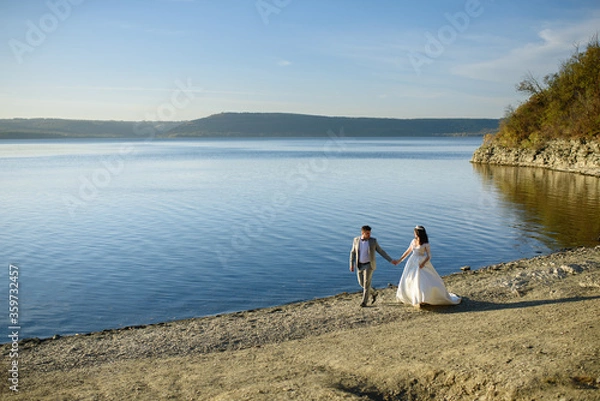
[1,136,599,340]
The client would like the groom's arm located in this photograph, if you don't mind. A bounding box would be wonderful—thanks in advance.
[375,241,394,263]
[349,239,357,271]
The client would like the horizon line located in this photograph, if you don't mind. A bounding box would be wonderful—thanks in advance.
[0,112,502,123]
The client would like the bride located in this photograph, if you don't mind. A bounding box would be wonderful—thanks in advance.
[395,226,461,306]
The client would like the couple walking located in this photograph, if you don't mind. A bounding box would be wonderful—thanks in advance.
[349,225,461,307]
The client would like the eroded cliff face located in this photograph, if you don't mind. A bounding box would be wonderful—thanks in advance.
[471,139,600,177]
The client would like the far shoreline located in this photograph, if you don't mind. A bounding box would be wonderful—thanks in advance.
[0,133,487,140]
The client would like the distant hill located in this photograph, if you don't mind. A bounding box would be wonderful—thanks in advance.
[0,114,499,139]
[0,118,181,139]
[166,113,499,137]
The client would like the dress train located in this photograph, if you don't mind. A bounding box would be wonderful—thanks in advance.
[396,242,461,306]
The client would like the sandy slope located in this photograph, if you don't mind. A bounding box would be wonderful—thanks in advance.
[2,246,599,400]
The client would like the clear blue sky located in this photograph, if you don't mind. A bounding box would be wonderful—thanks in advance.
[1,0,599,121]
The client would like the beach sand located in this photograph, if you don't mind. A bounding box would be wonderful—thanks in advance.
[2,246,599,400]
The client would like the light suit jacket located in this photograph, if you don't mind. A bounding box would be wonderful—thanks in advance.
[349,237,393,271]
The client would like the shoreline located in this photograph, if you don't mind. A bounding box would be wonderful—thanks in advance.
[471,139,600,177]
[1,246,580,347]
[2,246,599,400]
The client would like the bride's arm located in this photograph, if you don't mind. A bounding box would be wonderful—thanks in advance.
[398,240,414,263]
[419,243,431,268]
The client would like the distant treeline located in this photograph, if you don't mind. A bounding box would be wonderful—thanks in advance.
[167,113,499,137]
[0,119,181,139]
[0,113,499,139]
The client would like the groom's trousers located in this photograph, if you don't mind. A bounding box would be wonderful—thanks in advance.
[357,262,376,306]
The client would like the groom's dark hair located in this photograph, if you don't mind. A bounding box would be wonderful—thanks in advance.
[361,225,371,232]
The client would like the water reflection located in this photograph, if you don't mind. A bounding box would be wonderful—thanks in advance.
[472,164,600,248]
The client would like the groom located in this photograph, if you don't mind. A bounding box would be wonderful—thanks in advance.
[349,225,396,307]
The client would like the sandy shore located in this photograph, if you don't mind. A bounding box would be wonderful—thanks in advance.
[2,246,600,400]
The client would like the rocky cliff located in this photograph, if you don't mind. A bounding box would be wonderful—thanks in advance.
[471,139,600,177]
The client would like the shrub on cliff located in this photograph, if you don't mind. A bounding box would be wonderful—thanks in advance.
[491,35,600,148]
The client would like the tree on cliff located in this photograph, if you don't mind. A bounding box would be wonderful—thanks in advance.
[490,35,600,148]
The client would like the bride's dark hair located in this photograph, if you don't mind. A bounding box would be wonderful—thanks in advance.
[414,225,429,245]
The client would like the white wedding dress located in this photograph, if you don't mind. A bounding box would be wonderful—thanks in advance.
[396,240,461,306]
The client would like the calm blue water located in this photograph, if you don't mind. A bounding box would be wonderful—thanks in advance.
[1,137,599,340]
